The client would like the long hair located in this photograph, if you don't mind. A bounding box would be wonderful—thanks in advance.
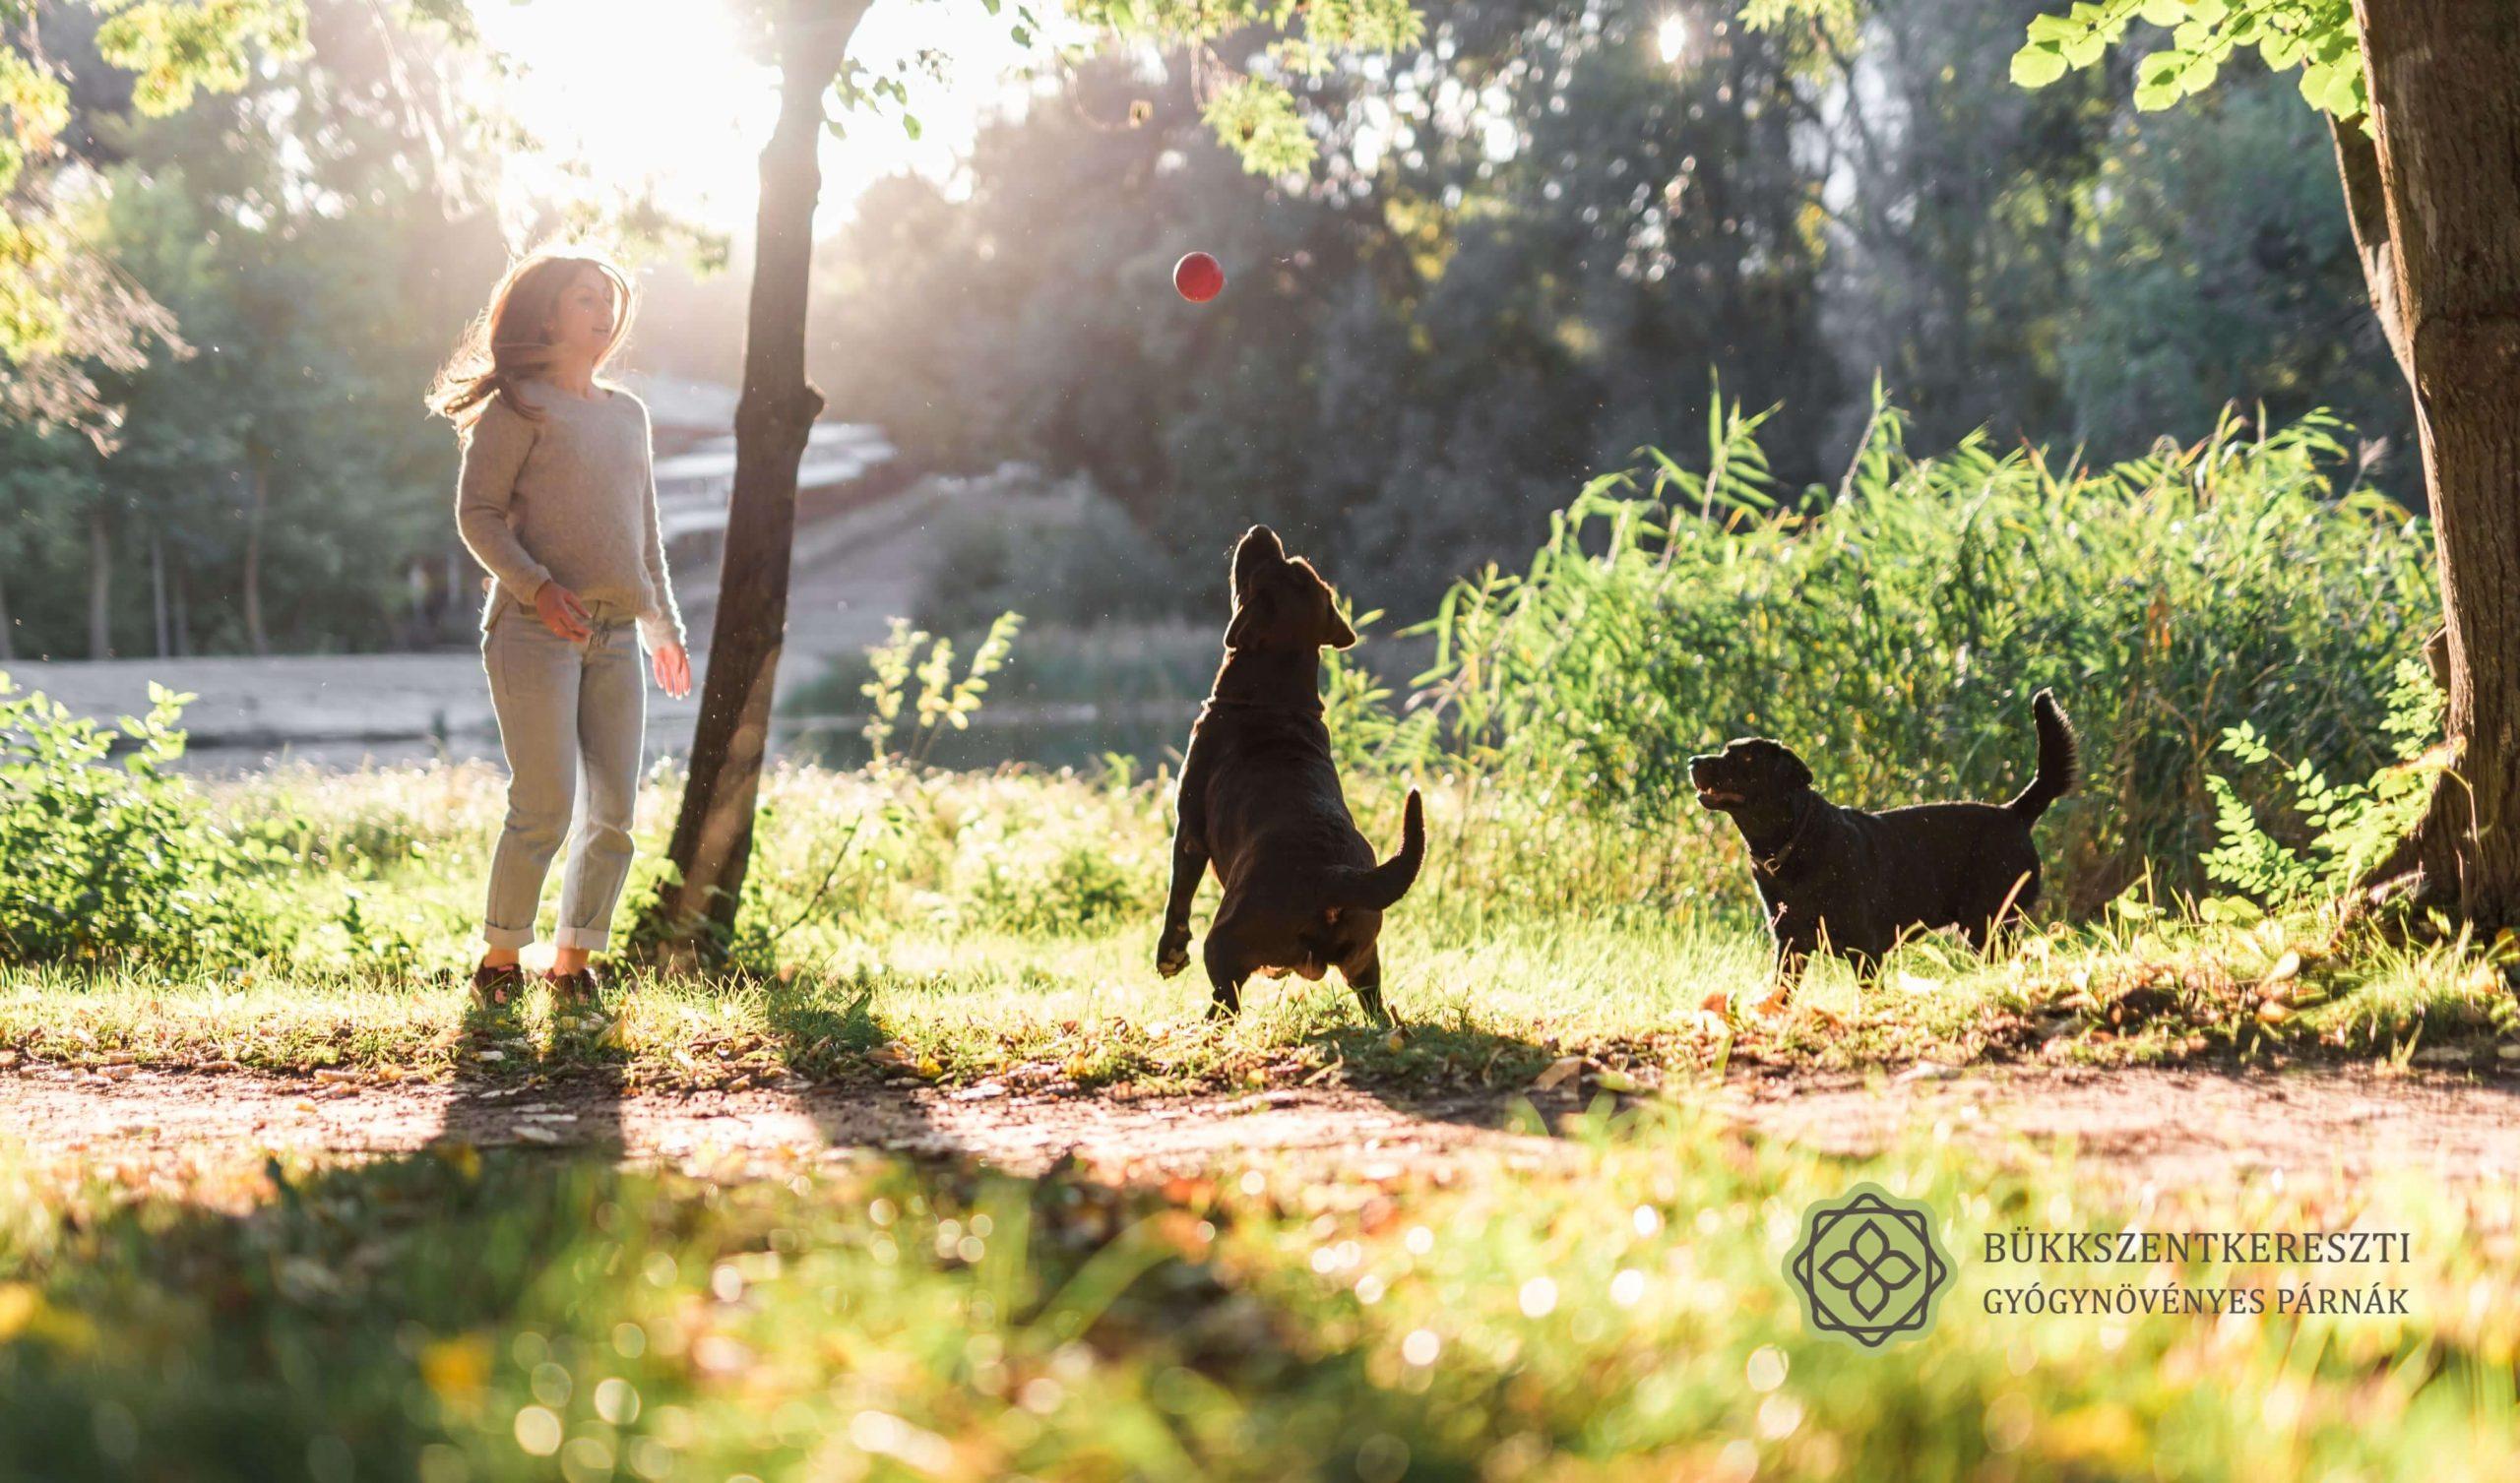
[425,247,637,430]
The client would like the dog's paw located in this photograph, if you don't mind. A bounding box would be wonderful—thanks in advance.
[1155,931,1191,979]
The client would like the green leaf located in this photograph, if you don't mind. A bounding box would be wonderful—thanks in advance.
[2026,15,2082,42]
[2320,60,2364,116]
[2137,0,2185,24]
[903,113,922,142]
[2136,49,2187,85]
[2010,41,2071,88]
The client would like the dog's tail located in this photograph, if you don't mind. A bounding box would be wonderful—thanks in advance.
[1323,788,1426,912]
[2005,689,2080,823]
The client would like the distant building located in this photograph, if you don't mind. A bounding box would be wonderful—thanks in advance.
[421,373,902,644]
[615,372,901,571]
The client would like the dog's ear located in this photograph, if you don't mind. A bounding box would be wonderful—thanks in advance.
[1777,749,1814,792]
[1225,587,1272,649]
[1321,606,1358,650]
[1285,555,1357,649]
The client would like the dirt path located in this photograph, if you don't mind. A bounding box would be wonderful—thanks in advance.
[8,1062,2515,1195]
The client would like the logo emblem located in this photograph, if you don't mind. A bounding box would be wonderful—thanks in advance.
[1786,1183,1954,1348]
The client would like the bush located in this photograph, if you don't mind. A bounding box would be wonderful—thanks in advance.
[914,465,1190,631]
[1373,400,2437,913]
[2202,656,2446,911]
[0,676,289,967]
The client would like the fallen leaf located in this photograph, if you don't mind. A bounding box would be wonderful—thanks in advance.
[1531,1056,1586,1091]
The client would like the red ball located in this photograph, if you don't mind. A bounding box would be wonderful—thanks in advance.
[1173,251,1225,303]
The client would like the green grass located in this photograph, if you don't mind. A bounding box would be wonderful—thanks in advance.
[1,761,2512,1092]
[1,1096,2513,1480]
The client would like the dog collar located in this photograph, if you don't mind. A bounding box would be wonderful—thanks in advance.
[1751,800,1823,875]
[1201,696,1326,716]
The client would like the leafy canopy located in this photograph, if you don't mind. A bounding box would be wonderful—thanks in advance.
[3,0,1424,435]
[2006,0,2363,119]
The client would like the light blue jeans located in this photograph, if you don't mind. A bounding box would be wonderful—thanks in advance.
[479,591,647,951]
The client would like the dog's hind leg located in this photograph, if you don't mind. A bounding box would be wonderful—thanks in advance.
[1340,944,1390,1027]
[1202,933,1248,1020]
[1968,869,2041,959]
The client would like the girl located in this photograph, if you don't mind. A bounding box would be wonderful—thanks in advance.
[427,248,694,1009]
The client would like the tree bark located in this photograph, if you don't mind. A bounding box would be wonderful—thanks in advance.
[243,443,271,656]
[644,0,864,962]
[2350,1,2520,927]
[87,502,111,659]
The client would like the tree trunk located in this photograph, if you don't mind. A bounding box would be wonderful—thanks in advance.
[87,502,111,659]
[243,445,271,656]
[173,556,191,657]
[644,1,864,962]
[149,527,169,658]
[2349,1,2520,927]
[0,552,14,663]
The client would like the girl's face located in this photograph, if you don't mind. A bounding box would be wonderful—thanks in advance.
[544,267,619,363]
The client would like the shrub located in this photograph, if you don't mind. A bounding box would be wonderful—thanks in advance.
[0,676,288,967]
[2201,656,2446,911]
[1373,400,2437,913]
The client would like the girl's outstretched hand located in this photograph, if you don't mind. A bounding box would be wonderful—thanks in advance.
[654,642,692,699]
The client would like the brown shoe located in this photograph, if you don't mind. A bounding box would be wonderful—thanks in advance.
[545,963,605,1007]
[471,960,523,1010]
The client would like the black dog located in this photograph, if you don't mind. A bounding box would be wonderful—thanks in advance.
[1157,525,1425,1022]
[1688,690,2078,1011]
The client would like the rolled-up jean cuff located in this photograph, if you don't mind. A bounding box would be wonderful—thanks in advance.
[555,925,611,951]
[483,922,537,950]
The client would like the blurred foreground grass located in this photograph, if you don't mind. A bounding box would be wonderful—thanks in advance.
[0,1098,2511,1481]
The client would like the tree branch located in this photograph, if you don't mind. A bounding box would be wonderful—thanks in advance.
[2326,110,2413,387]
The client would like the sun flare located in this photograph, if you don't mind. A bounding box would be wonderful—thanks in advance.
[472,0,1074,239]
[1656,14,1689,65]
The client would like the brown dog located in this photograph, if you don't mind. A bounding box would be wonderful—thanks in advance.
[1157,525,1425,1022]
[1688,690,2078,1014]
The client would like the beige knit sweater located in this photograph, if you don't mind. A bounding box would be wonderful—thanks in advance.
[454,378,686,651]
